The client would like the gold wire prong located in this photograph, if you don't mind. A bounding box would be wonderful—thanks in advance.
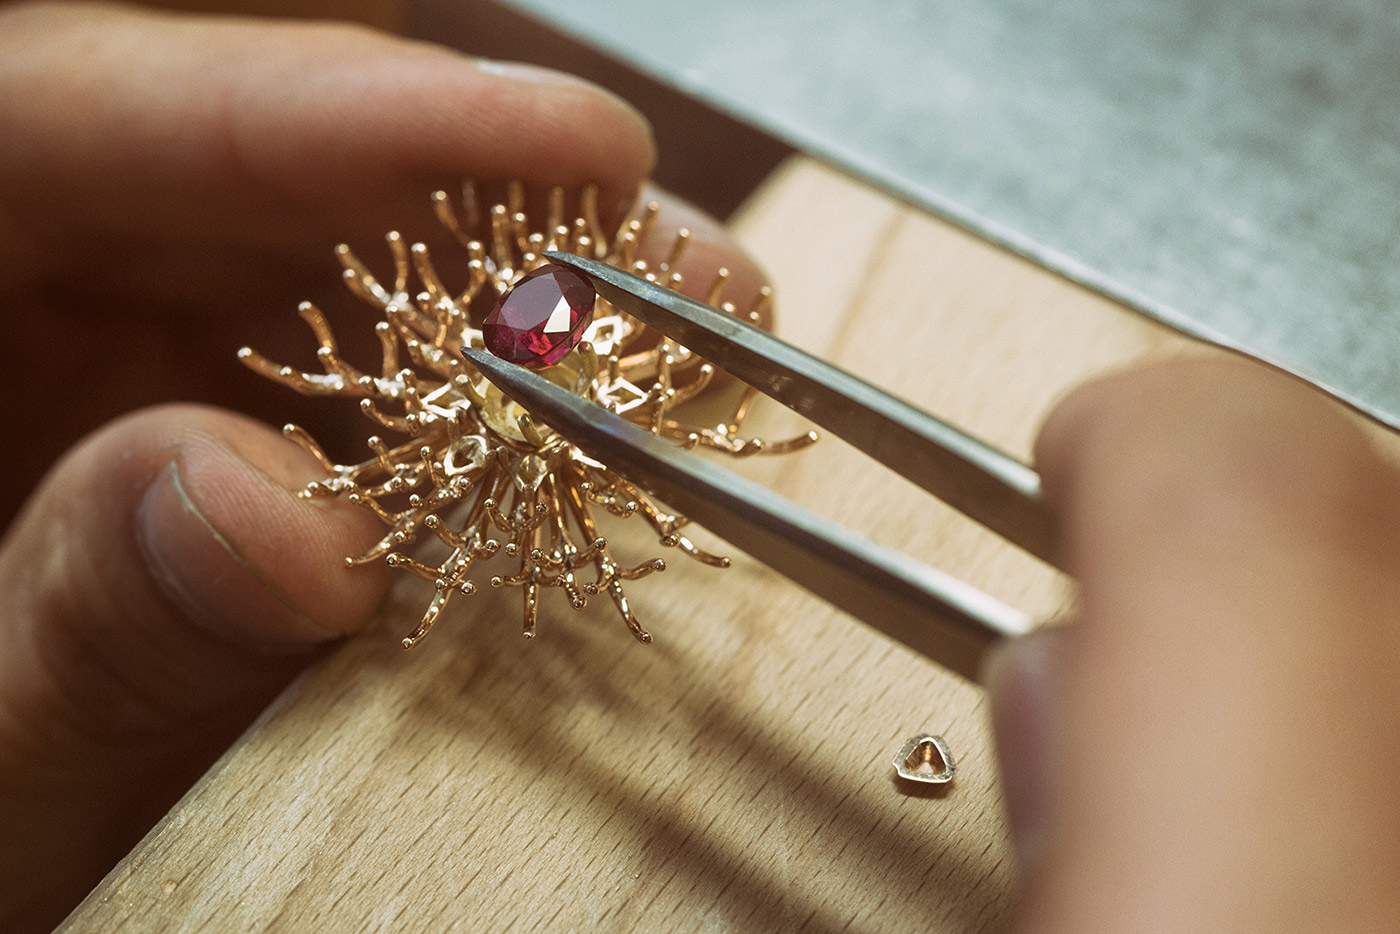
[281,424,336,471]
[661,228,690,273]
[705,267,730,306]
[517,413,550,448]
[619,558,666,581]
[522,581,539,638]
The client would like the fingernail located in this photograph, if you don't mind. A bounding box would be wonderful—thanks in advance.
[982,627,1068,869]
[475,59,594,87]
[138,460,330,652]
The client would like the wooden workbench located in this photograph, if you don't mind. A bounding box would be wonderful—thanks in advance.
[61,157,1189,932]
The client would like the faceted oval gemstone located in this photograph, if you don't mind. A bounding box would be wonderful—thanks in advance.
[482,263,596,370]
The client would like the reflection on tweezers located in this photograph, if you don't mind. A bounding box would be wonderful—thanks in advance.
[462,254,1061,681]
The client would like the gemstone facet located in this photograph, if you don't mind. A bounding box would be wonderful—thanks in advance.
[482,263,595,370]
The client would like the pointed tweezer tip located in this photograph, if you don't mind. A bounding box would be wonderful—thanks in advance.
[542,250,698,325]
[460,346,592,439]
[459,345,670,477]
[541,250,612,280]
[458,347,536,403]
[541,251,630,295]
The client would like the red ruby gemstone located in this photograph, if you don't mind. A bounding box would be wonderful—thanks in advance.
[482,264,596,370]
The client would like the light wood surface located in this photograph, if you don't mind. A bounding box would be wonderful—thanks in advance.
[62,157,1193,932]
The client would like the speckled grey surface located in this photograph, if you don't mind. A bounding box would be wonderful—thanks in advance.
[498,0,1400,426]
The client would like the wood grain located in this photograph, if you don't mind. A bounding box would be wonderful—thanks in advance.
[62,157,1193,932]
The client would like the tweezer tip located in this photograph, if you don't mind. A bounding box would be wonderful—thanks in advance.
[545,251,721,333]
[459,346,508,379]
[459,347,555,414]
[542,250,607,277]
[542,251,653,297]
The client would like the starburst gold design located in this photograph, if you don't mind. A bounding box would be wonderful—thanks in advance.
[239,181,815,648]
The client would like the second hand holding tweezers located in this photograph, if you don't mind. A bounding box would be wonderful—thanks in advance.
[461,252,1063,682]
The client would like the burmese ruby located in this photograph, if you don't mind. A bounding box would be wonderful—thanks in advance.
[482,263,596,370]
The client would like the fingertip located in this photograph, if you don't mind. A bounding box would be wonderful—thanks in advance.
[1033,354,1382,553]
[1033,353,1272,534]
[472,57,659,181]
[1028,355,1187,513]
[388,50,657,192]
[6,7,660,256]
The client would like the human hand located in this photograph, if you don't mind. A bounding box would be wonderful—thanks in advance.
[988,355,1400,931]
[0,3,761,930]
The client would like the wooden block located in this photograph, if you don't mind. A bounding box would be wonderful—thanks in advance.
[62,157,1196,932]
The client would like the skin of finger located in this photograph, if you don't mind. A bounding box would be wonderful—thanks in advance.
[0,1,657,279]
[983,624,1072,869]
[0,404,388,930]
[1016,355,1400,932]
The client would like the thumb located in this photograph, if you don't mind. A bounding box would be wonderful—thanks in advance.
[989,356,1400,932]
[0,404,388,932]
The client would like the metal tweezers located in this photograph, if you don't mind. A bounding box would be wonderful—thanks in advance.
[461,252,1064,682]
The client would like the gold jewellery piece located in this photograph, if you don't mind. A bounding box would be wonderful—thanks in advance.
[893,734,957,784]
[239,180,815,648]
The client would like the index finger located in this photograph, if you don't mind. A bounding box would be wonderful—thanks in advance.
[0,3,657,278]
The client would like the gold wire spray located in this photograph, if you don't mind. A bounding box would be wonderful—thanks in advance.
[240,181,815,648]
